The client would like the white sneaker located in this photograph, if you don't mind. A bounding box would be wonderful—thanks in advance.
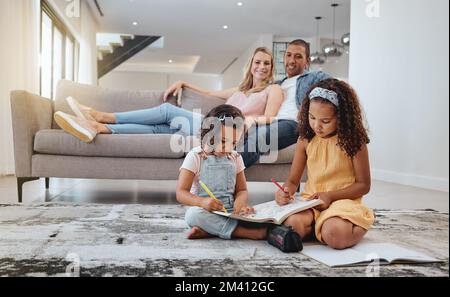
[66,96,96,121]
[54,111,97,143]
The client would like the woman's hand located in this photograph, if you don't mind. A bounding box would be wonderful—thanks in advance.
[233,199,255,215]
[311,192,333,211]
[275,187,294,206]
[163,81,184,103]
[201,198,225,212]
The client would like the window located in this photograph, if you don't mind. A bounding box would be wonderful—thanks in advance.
[40,0,79,99]
[273,42,289,82]
[65,37,74,81]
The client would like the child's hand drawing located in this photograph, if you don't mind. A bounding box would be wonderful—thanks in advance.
[311,192,331,211]
[201,198,225,212]
[275,187,294,206]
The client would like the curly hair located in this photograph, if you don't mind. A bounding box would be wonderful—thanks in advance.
[298,78,370,158]
[199,104,246,156]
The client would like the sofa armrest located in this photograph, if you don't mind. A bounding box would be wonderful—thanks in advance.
[10,91,53,177]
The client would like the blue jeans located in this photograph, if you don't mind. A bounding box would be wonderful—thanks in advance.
[185,207,271,240]
[185,207,239,240]
[240,119,299,168]
[106,103,204,136]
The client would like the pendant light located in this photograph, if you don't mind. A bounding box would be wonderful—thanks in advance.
[310,16,326,65]
[341,32,350,47]
[322,3,344,57]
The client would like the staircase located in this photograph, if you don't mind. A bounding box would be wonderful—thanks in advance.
[97,34,161,79]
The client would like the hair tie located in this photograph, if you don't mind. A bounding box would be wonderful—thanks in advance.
[309,87,339,107]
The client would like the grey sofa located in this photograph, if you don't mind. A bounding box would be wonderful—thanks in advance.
[10,80,297,202]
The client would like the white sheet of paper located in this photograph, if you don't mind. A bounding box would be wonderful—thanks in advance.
[247,197,320,222]
[213,196,320,224]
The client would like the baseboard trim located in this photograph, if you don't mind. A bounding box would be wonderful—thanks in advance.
[372,169,449,192]
[0,174,15,178]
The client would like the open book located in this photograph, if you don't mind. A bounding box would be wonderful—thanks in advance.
[302,242,442,267]
[213,196,322,225]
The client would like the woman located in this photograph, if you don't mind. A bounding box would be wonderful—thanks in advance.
[54,47,284,143]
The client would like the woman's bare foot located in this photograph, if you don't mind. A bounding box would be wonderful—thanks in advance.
[187,227,214,240]
[88,109,116,124]
[88,120,112,134]
[88,109,111,123]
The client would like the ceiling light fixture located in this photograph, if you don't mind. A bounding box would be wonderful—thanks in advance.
[237,2,243,6]
[341,32,350,46]
[223,25,229,29]
[322,3,344,57]
[132,21,138,26]
[168,59,173,63]
[310,16,326,65]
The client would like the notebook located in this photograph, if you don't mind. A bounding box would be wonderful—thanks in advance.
[213,196,321,225]
[302,242,442,267]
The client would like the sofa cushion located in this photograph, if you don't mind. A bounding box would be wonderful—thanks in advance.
[34,130,185,159]
[183,135,296,164]
[257,143,296,164]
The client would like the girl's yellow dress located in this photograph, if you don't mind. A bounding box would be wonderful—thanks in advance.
[301,135,375,242]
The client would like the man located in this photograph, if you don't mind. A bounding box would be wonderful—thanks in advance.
[241,39,331,167]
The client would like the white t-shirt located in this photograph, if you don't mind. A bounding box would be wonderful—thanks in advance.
[276,75,300,121]
[180,146,246,195]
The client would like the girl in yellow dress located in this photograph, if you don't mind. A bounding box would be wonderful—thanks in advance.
[275,78,375,250]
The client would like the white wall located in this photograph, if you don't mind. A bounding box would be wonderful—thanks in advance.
[77,0,98,84]
[349,0,449,192]
[99,71,222,92]
[222,34,273,89]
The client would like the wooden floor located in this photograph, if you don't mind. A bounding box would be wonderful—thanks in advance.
[0,176,448,212]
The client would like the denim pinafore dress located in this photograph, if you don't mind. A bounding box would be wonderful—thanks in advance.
[197,154,237,213]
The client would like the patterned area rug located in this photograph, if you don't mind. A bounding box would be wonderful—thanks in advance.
[0,203,448,277]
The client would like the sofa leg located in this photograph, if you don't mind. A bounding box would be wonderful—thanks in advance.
[45,178,50,189]
[17,177,39,203]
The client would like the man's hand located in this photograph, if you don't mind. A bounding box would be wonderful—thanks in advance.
[311,192,333,211]
[201,198,225,212]
[275,187,294,206]
[163,81,184,103]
